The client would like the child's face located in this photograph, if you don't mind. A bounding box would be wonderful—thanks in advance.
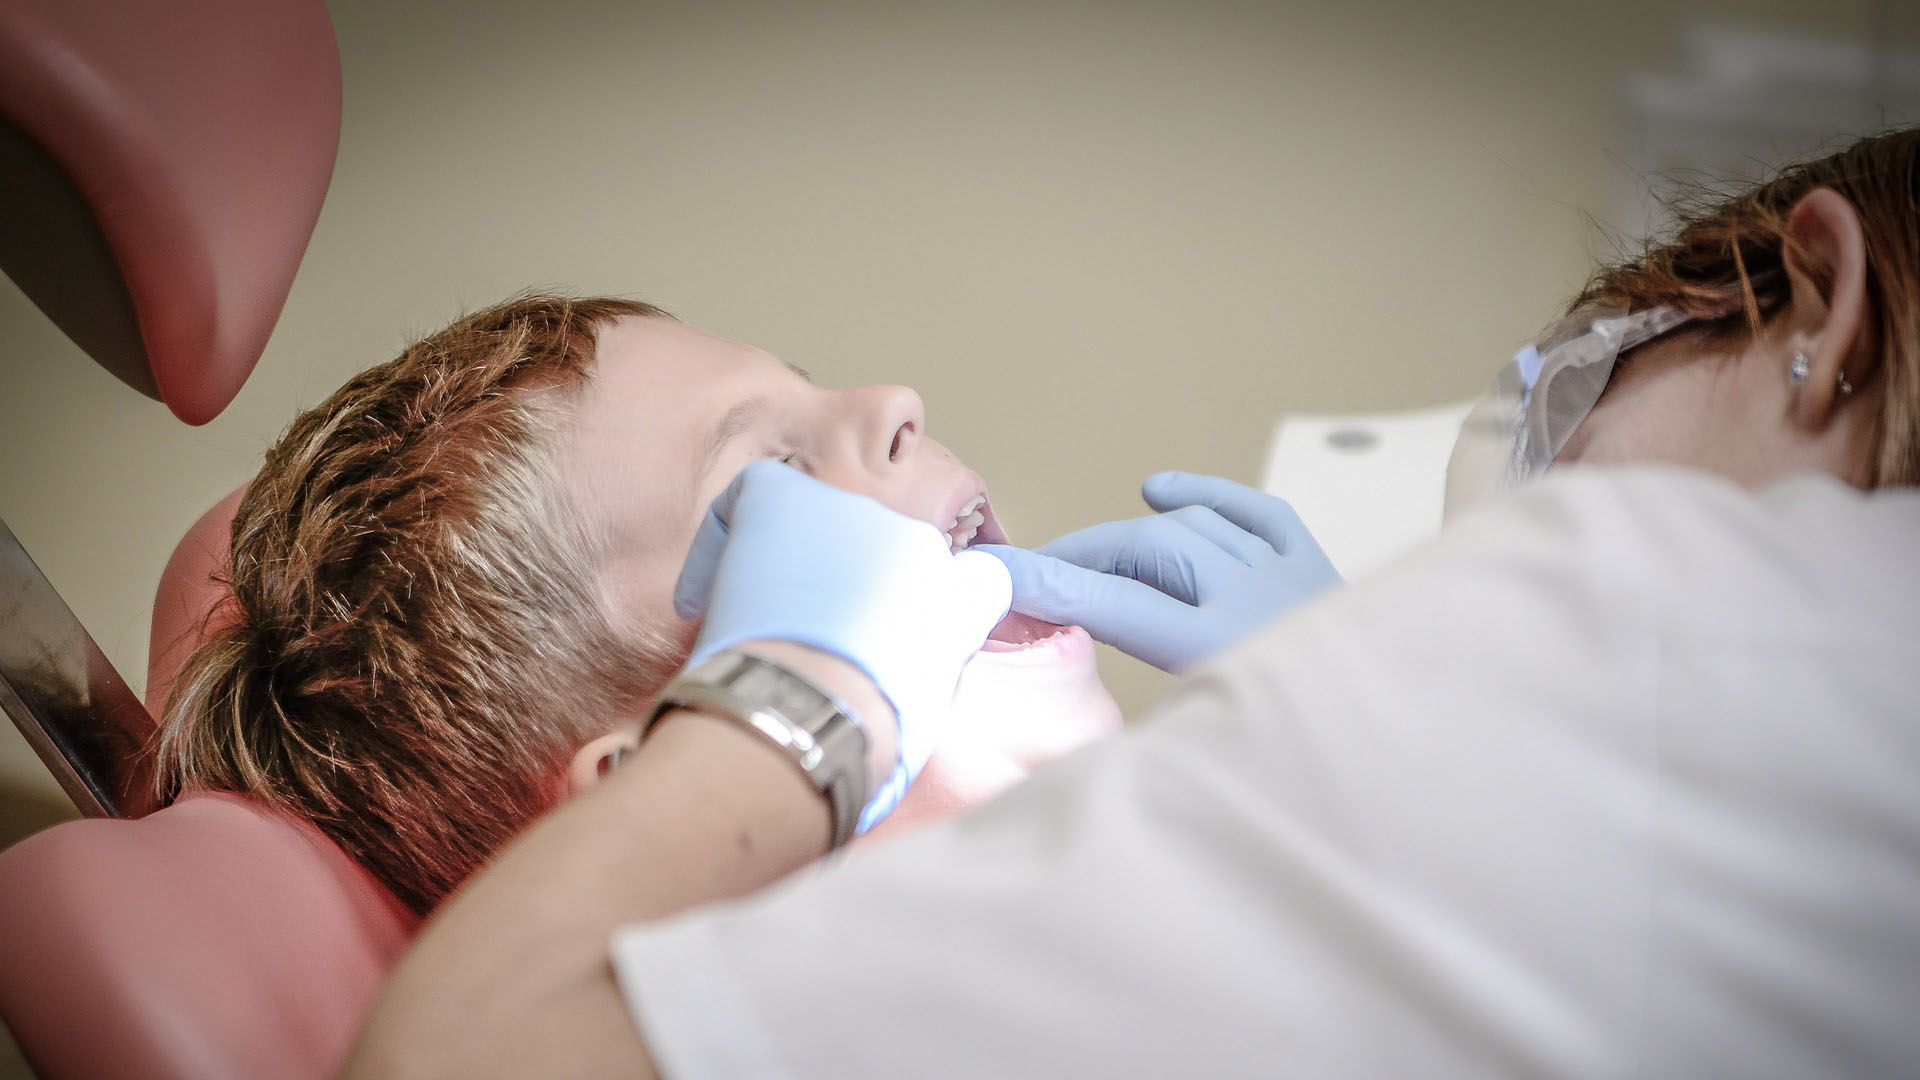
[567,315,1014,645]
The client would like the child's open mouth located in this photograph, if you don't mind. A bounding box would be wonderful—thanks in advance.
[983,609,1071,649]
[940,490,1072,649]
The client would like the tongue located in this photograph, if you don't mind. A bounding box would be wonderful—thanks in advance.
[987,609,1066,646]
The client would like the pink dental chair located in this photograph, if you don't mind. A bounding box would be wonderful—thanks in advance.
[0,2,418,1076]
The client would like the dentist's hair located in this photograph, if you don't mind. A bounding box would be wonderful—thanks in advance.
[1571,125,1920,486]
[156,294,683,916]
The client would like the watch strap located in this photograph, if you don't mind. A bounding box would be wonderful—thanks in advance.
[645,649,870,849]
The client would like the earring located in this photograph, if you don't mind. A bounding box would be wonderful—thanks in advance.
[609,744,632,771]
[1790,351,1855,396]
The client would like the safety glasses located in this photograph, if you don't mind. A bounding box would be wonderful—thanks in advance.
[1444,304,1695,518]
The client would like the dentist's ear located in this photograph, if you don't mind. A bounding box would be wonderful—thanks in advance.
[567,726,643,796]
[1782,186,1878,431]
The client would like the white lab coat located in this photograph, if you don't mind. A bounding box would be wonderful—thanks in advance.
[610,466,1920,1078]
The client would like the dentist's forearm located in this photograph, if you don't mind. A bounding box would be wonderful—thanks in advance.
[344,642,893,1080]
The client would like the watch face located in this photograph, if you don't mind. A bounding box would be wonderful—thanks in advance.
[733,662,833,726]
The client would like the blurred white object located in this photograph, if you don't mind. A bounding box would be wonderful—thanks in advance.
[1259,402,1472,579]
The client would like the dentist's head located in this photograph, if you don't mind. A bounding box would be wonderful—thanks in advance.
[1451,126,1919,514]
[1555,126,1919,488]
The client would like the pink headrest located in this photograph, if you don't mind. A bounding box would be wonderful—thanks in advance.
[0,792,418,1079]
[0,0,341,424]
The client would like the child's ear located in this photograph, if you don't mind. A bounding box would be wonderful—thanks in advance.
[566,727,642,797]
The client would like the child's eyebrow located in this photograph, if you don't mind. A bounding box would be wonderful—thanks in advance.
[691,361,811,487]
[695,396,768,483]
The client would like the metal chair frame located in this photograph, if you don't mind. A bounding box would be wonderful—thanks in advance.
[1,515,154,818]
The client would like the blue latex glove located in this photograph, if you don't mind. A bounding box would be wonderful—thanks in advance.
[976,471,1340,674]
[673,461,1012,834]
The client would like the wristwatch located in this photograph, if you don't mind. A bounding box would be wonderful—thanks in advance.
[645,649,870,849]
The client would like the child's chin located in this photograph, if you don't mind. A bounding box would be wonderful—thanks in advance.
[857,751,1028,846]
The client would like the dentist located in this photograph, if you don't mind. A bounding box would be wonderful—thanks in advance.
[347,141,1920,1079]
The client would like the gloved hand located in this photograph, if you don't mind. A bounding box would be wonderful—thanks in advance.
[976,471,1340,674]
[673,460,1013,834]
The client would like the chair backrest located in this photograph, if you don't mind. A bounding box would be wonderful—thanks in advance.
[146,485,249,717]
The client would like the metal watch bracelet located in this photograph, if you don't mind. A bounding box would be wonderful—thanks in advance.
[644,649,870,849]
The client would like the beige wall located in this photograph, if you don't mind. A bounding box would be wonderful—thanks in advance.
[3,0,1914,834]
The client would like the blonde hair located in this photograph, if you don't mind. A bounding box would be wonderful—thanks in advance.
[1574,125,1920,486]
[157,294,682,915]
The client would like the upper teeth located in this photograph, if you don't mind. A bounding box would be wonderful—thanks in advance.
[947,495,986,553]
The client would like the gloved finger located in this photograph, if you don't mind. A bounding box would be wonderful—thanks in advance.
[671,505,732,619]
[1036,516,1244,607]
[1141,471,1310,556]
[975,544,1197,669]
[709,459,771,522]
[948,549,1015,639]
[1159,504,1270,566]
[669,462,771,619]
